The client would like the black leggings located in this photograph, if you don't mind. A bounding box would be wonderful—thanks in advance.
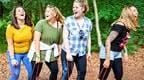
[99,58,123,80]
[31,61,58,80]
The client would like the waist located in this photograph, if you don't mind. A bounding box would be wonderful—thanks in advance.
[14,41,30,47]
[111,44,123,52]
[15,52,28,54]
[14,46,30,53]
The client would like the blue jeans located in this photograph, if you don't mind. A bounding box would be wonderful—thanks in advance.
[61,49,87,80]
[7,52,32,80]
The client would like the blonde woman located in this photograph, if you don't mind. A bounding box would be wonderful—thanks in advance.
[30,5,64,80]
[98,6,138,80]
[61,0,92,80]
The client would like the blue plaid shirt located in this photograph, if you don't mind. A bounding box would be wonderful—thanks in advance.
[63,16,92,56]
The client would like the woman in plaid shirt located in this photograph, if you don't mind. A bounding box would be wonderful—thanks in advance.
[61,0,92,80]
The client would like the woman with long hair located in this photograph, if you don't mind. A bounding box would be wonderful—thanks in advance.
[29,5,64,80]
[6,6,33,80]
[98,5,138,80]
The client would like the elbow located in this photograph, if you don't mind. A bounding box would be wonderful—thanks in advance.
[105,38,111,47]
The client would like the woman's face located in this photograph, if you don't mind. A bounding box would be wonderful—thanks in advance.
[73,2,84,18]
[130,6,138,17]
[15,7,25,20]
[45,7,57,21]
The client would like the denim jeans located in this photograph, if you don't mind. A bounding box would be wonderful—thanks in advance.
[7,52,32,80]
[61,49,87,80]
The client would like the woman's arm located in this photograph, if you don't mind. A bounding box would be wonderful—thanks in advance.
[6,26,14,59]
[105,31,119,59]
[34,31,41,61]
[6,26,18,66]
[63,24,73,61]
[103,31,119,68]
[87,32,91,59]
[58,45,62,55]
[123,46,128,56]
[7,38,14,59]
[123,46,128,62]
[63,25,70,53]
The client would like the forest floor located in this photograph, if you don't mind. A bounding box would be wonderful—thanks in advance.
[0,48,144,80]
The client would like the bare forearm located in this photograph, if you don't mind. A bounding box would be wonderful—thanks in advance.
[8,45,14,57]
[88,33,91,54]
[58,45,62,53]
[63,26,70,54]
[7,39,14,58]
[35,40,40,53]
[105,39,111,59]
[64,40,70,54]
[34,31,41,54]
[123,46,128,56]
[105,31,119,59]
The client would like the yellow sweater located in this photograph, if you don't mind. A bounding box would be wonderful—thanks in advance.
[6,24,34,53]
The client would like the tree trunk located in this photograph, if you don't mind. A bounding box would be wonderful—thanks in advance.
[0,1,3,18]
[39,0,44,19]
[93,0,102,47]
[17,0,23,6]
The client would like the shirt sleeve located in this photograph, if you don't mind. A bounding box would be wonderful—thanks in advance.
[6,25,13,39]
[111,24,123,34]
[35,20,43,33]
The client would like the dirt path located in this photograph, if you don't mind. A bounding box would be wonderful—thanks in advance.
[0,48,144,80]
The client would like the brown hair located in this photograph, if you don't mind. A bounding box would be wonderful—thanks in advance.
[74,0,89,13]
[46,5,65,25]
[11,6,33,29]
[112,5,138,31]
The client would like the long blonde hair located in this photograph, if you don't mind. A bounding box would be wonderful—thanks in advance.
[112,6,138,31]
[74,0,89,13]
[46,5,65,25]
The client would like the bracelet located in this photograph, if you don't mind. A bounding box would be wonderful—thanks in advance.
[10,55,15,60]
[35,53,40,58]
[106,54,110,59]
[36,55,40,58]
[36,52,40,55]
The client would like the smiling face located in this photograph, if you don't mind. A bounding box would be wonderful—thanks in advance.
[130,6,138,18]
[118,6,138,30]
[45,7,57,21]
[15,7,25,20]
[73,2,85,18]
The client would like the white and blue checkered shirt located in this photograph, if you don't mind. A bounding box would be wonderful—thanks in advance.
[63,16,92,56]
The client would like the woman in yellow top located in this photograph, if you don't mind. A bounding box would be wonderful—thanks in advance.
[6,6,33,80]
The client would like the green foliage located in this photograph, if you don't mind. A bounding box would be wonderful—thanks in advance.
[0,0,144,54]
[0,27,7,53]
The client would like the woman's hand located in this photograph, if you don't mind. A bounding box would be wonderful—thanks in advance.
[10,55,19,66]
[87,52,91,61]
[11,59,19,66]
[103,59,110,68]
[123,55,128,63]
